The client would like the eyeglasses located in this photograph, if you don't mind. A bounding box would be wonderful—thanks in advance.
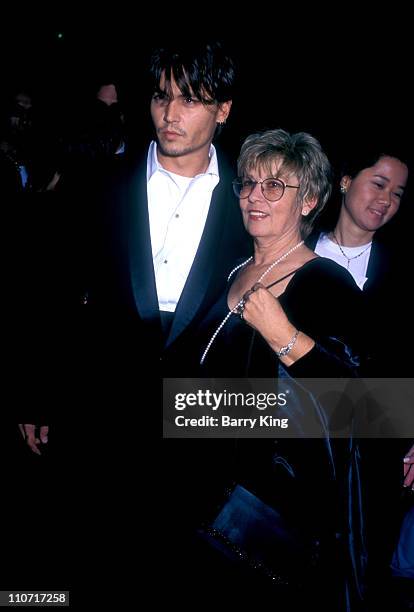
[232,177,300,202]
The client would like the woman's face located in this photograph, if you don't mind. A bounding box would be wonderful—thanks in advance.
[342,156,408,233]
[239,162,303,241]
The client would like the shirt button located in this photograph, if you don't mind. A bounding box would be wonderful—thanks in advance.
[175,214,179,218]
[164,260,168,264]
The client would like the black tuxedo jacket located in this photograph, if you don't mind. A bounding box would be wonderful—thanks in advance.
[89,146,250,379]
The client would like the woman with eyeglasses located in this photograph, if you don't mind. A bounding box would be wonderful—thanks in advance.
[199,128,361,376]
[196,129,366,610]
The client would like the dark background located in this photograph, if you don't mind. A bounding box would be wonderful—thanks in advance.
[2,10,412,149]
[3,10,412,217]
[1,7,412,604]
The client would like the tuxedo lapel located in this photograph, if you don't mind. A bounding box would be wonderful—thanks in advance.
[126,164,160,326]
[123,151,245,351]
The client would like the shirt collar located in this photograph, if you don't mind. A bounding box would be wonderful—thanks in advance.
[147,141,219,181]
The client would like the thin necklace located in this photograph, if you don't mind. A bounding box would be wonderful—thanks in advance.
[200,240,304,365]
[332,232,372,270]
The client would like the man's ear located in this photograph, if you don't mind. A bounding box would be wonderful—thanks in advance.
[340,176,352,193]
[217,100,232,124]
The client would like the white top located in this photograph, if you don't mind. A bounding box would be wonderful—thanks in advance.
[314,232,372,290]
[147,141,220,312]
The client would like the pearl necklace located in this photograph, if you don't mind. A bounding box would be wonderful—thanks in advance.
[200,240,304,365]
[332,232,372,270]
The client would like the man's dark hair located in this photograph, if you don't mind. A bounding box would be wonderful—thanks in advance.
[149,40,235,105]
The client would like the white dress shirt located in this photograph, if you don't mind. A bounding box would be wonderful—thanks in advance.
[147,141,220,312]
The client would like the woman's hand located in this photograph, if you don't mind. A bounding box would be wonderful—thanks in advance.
[239,283,314,365]
[239,283,292,343]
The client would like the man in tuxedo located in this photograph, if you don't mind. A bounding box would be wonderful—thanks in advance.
[87,39,248,381]
[20,37,248,437]
[17,40,249,596]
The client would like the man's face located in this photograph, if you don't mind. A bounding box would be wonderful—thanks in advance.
[15,93,32,111]
[150,72,231,159]
[96,84,118,106]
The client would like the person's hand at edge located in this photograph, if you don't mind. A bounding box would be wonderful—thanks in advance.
[403,443,414,489]
[18,424,49,455]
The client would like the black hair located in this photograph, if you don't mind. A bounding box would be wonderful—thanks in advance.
[340,141,409,180]
[149,39,235,105]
